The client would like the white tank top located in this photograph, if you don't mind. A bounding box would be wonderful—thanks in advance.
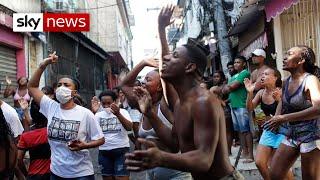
[138,104,172,139]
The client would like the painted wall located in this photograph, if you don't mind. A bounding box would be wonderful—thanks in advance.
[86,0,132,65]
[0,20,25,78]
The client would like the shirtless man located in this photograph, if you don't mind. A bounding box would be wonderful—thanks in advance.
[125,5,243,180]
[251,49,269,90]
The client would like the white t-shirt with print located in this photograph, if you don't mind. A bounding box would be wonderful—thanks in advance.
[1,101,24,138]
[122,100,142,123]
[39,95,104,178]
[95,108,132,150]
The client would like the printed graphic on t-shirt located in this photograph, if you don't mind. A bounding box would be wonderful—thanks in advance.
[48,117,80,142]
[100,117,121,133]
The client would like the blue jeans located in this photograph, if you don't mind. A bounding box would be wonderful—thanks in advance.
[50,173,94,180]
[98,147,129,176]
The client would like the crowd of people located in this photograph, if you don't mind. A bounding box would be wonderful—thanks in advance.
[0,5,320,180]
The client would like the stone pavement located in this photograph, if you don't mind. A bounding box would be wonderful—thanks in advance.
[228,144,302,180]
[92,143,302,180]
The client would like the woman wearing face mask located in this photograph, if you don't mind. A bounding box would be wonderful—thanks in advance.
[95,90,132,180]
[4,76,30,120]
[28,52,105,180]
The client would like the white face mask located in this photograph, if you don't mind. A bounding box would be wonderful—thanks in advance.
[55,86,73,104]
[104,107,112,115]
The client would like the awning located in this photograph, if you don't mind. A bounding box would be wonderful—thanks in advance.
[265,0,299,22]
[227,3,265,37]
[238,14,265,51]
[109,52,128,69]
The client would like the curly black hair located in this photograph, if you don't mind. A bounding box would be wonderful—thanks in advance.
[213,70,226,86]
[99,90,117,101]
[30,100,47,127]
[0,107,14,148]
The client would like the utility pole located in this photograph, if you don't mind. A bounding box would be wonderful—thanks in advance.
[213,0,232,75]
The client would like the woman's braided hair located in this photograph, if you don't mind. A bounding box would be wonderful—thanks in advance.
[297,45,319,77]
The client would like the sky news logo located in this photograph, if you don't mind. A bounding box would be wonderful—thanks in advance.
[13,13,90,32]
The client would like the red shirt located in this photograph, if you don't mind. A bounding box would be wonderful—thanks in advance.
[18,127,51,175]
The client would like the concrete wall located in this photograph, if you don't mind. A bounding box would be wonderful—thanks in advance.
[0,0,44,85]
[27,37,45,87]
[86,0,132,65]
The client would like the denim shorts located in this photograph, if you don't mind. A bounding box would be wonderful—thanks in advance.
[98,147,129,176]
[50,173,94,180]
[14,107,24,121]
[230,108,250,132]
[259,130,285,149]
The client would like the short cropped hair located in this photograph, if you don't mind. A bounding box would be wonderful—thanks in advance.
[99,90,117,101]
[182,44,207,76]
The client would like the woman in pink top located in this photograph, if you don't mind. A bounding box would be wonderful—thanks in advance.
[4,76,31,120]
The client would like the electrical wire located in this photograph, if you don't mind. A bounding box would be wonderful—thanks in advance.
[55,2,119,10]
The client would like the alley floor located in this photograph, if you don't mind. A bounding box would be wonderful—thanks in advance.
[93,143,302,180]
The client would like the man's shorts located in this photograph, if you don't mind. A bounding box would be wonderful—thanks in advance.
[98,147,130,176]
[230,108,250,132]
[282,138,320,153]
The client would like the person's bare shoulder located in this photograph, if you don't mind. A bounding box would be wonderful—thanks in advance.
[195,89,223,112]
[190,90,224,128]
[251,69,258,77]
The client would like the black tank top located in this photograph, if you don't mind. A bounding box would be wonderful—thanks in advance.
[259,89,278,116]
[261,101,277,116]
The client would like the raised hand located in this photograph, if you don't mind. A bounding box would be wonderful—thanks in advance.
[18,99,29,111]
[91,96,101,114]
[110,103,120,116]
[244,78,255,92]
[158,4,175,28]
[133,87,152,115]
[272,88,282,102]
[125,138,162,171]
[143,58,159,68]
[44,51,58,64]
[5,76,12,85]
